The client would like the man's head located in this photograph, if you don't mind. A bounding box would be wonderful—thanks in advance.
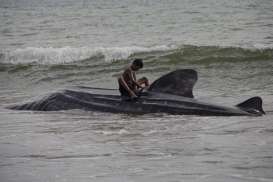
[131,58,143,71]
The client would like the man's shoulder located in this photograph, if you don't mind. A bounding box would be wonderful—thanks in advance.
[124,66,132,73]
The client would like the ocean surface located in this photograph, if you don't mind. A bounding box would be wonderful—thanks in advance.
[1,0,273,181]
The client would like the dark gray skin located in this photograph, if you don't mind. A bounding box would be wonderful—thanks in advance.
[8,69,265,116]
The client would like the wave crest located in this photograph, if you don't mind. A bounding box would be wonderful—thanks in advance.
[0,45,174,65]
[1,45,272,66]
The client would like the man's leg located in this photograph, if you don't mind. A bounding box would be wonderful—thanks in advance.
[137,77,149,87]
[118,80,132,101]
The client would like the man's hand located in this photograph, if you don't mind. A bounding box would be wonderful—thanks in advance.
[129,92,138,101]
[130,92,138,98]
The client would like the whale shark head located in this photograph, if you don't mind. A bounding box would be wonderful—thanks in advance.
[148,69,198,98]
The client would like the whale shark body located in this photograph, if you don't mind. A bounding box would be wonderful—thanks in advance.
[9,69,265,116]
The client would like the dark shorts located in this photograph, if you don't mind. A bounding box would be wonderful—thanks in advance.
[119,83,131,97]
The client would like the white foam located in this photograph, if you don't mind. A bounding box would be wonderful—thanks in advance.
[0,45,174,65]
[96,129,130,136]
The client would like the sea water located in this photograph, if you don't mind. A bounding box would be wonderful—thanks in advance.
[1,0,273,181]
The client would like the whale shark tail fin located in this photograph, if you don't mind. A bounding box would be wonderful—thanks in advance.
[148,69,197,98]
[236,97,265,115]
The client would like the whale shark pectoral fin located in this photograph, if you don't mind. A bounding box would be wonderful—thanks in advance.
[148,69,197,98]
[236,97,265,115]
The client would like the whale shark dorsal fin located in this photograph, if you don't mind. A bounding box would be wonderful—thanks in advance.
[148,69,198,98]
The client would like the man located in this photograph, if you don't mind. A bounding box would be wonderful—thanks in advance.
[118,59,149,100]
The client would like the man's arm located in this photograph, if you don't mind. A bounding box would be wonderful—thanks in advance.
[128,70,143,89]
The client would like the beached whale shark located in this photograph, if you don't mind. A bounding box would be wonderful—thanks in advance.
[8,69,265,116]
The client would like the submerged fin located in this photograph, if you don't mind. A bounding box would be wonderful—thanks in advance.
[236,97,265,115]
[148,69,197,98]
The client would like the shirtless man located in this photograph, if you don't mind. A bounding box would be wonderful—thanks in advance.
[118,59,149,100]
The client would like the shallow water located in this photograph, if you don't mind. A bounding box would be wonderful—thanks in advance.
[1,108,273,182]
[1,0,273,181]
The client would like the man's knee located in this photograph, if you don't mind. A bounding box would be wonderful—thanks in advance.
[139,77,149,86]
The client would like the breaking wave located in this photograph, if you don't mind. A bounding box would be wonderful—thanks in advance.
[0,45,174,65]
[0,45,272,66]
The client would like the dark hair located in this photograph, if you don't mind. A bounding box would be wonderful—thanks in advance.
[132,58,143,68]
